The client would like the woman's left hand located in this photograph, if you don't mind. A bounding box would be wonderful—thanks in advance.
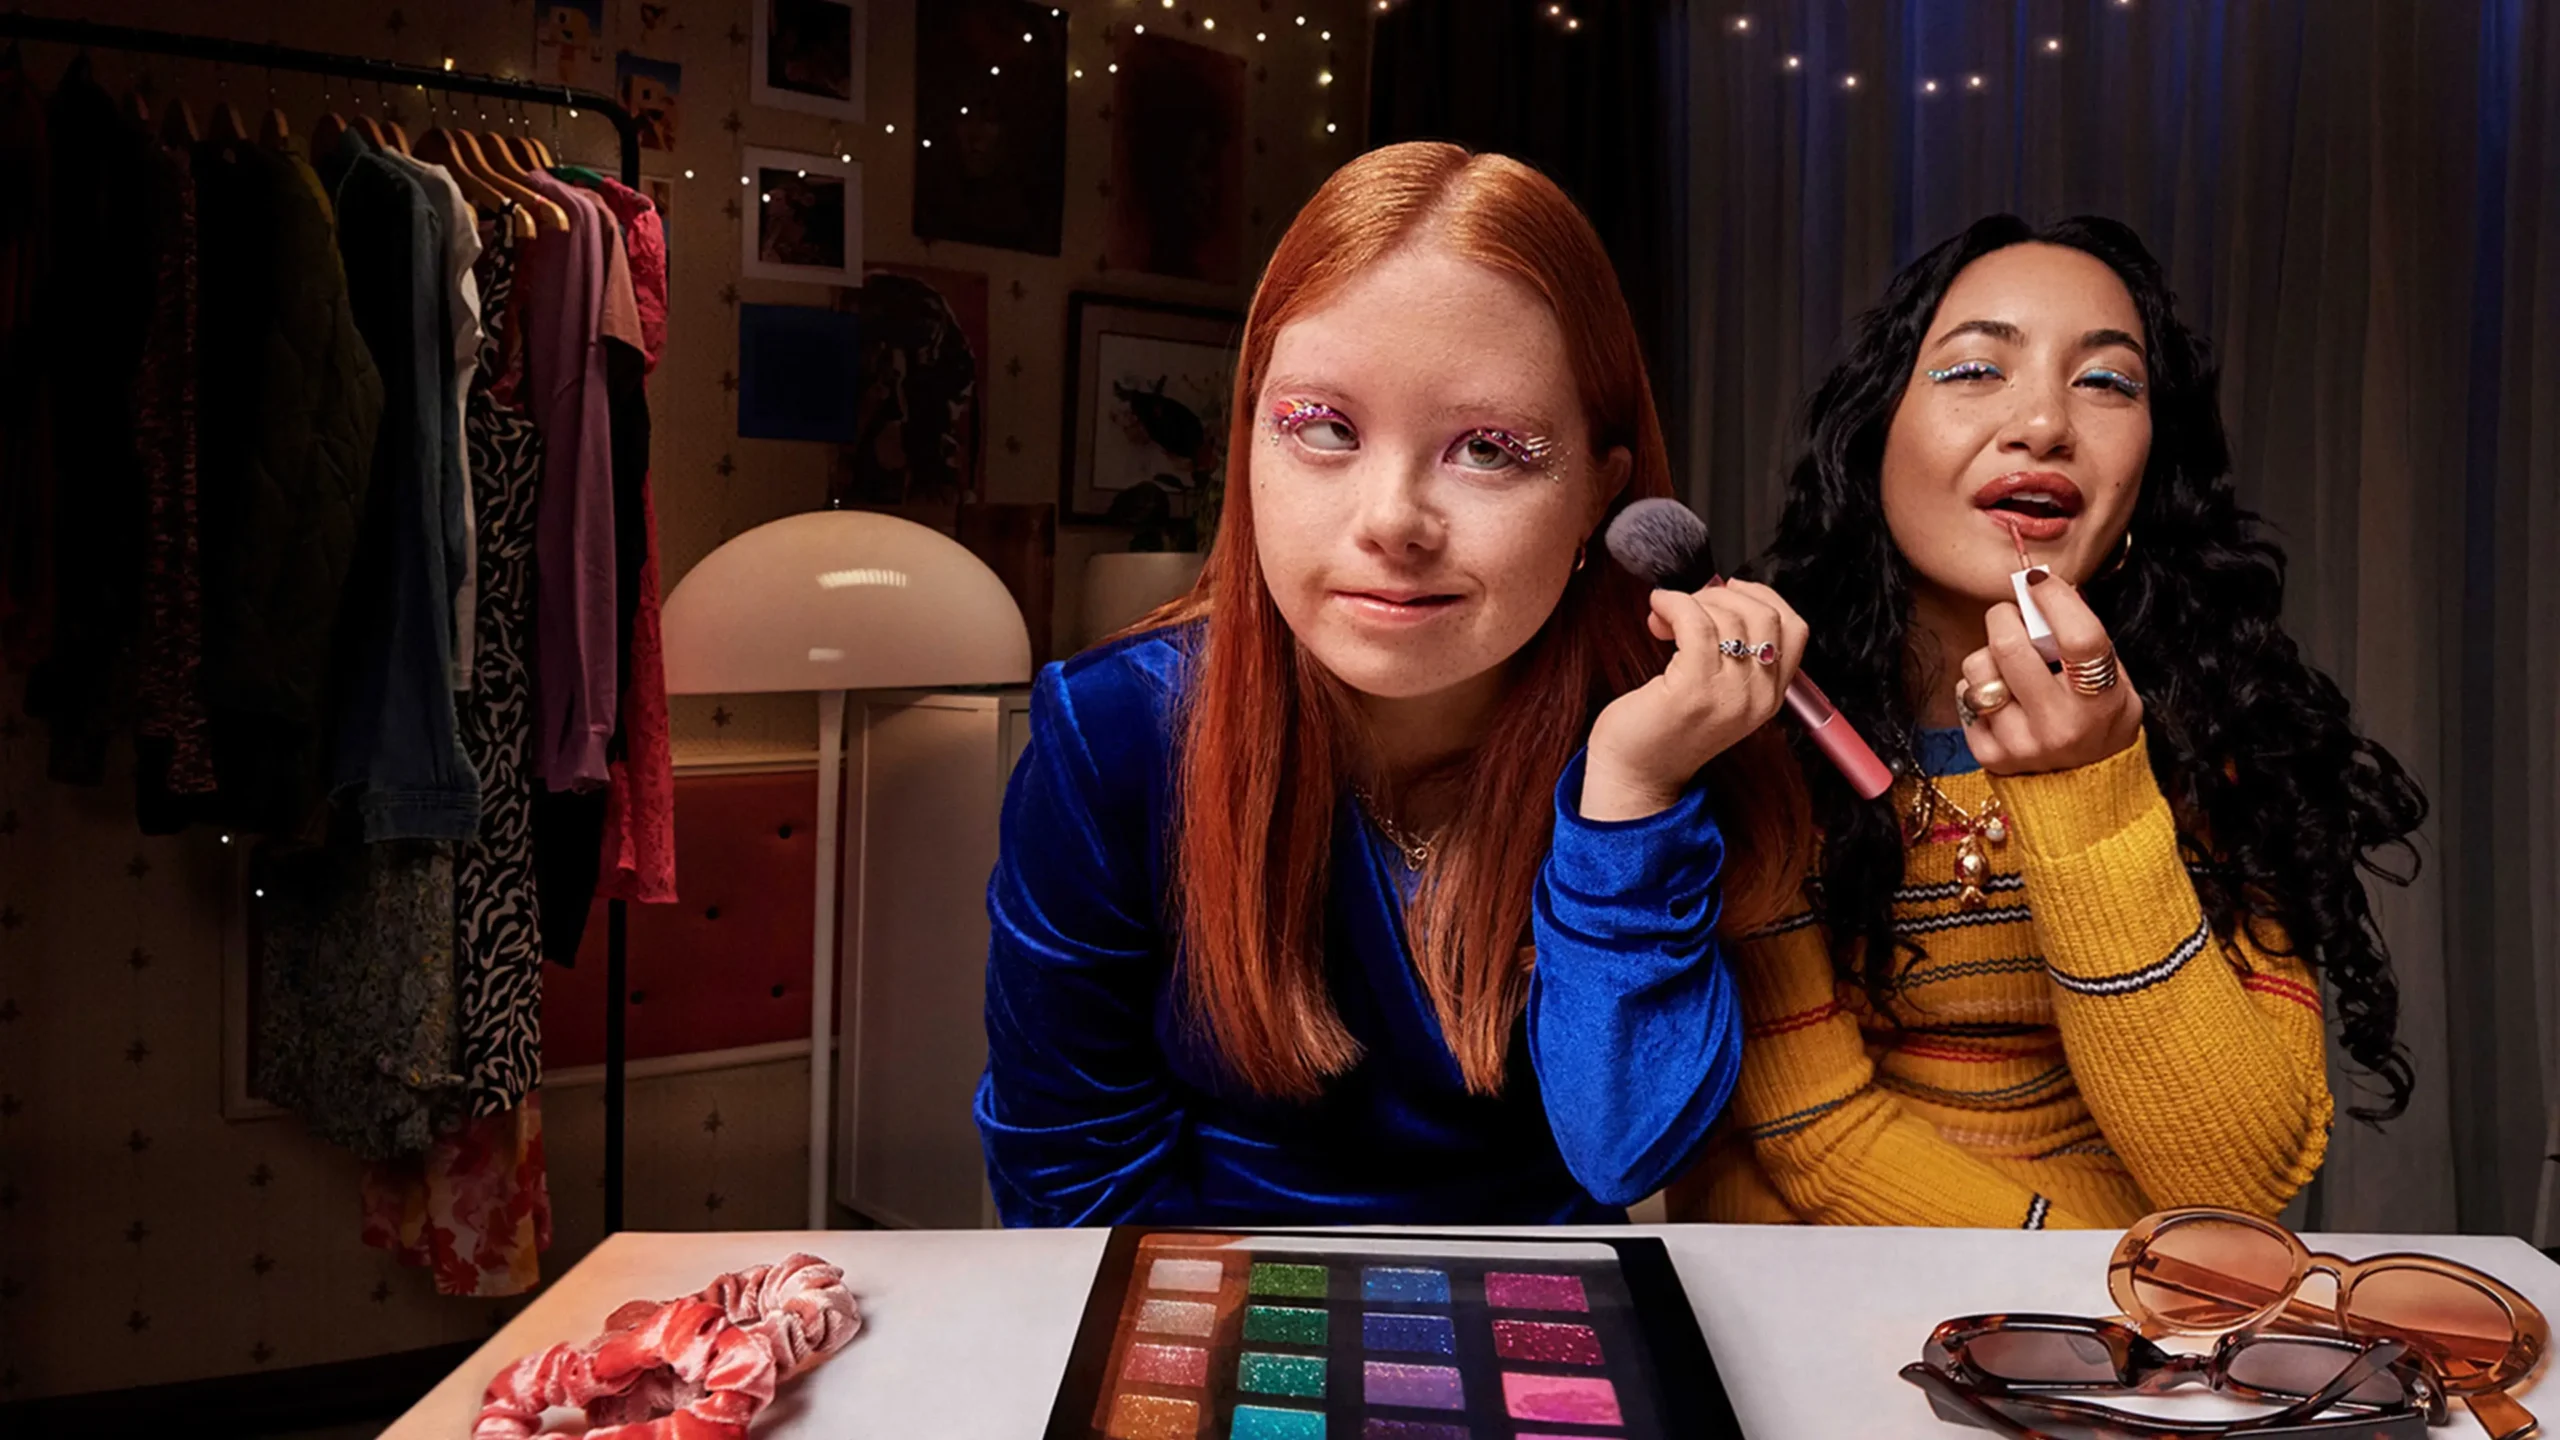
[1959,572,2144,776]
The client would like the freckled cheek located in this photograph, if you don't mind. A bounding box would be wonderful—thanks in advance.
[1448,492,1581,613]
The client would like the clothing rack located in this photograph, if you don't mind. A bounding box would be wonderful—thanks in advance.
[0,10,647,1236]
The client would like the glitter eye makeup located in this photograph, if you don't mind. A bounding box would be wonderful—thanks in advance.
[1268,399,1345,434]
[1925,361,2002,384]
[1448,427,1559,472]
[2080,367,2147,398]
[1062,1232,1740,1439]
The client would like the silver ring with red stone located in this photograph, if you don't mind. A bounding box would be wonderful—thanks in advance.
[1718,638,1779,666]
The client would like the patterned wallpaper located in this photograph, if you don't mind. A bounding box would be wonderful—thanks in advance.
[1,0,1373,1403]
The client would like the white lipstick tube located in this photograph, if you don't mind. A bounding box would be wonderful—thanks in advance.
[2012,566,2062,665]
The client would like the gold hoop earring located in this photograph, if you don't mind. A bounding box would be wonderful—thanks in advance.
[1573,540,1588,573]
[2100,528,2134,580]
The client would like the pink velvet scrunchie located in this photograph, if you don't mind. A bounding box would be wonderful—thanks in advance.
[474,1254,862,1440]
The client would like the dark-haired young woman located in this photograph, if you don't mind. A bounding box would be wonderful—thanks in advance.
[1672,216,2426,1229]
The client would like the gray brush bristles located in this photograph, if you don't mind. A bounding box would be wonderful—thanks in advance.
[1603,497,1718,593]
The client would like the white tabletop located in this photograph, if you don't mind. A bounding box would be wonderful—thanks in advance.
[384,1225,2560,1439]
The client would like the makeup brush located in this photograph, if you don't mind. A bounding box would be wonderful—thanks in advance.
[1604,498,1895,800]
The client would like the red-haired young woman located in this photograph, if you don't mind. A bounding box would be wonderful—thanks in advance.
[975,143,1809,1226]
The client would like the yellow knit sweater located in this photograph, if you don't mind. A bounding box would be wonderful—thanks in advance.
[1671,735,2334,1229]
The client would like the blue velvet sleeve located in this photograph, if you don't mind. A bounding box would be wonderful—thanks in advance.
[1526,749,1743,1208]
[973,660,1197,1226]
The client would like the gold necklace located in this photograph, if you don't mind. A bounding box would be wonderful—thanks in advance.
[1350,784,1435,872]
[1902,767,2009,910]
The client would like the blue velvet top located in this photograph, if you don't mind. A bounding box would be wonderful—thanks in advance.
[972,630,1743,1227]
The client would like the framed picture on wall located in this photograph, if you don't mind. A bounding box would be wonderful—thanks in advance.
[831,262,991,510]
[740,146,864,286]
[1106,33,1247,285]
[1060,293,1242,525]
[913,0,1068,255]
[752,0,868,121]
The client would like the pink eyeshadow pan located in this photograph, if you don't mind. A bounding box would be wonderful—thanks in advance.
[1491,1319,1604,1366]
[1481,1272,1588,1312]
[1122,1341,1210,1387]
[1502,1372,1623,1426]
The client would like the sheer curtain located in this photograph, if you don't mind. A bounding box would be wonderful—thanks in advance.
[1681,0,2559,1236]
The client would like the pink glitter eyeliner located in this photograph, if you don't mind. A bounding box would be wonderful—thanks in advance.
[1268,398,1341,434]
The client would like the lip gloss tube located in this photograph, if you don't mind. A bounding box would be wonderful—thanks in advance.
[2005,521,2062,665]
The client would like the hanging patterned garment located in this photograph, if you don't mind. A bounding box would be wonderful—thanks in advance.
[587,176,675,908]
[132,136,214,804]
[358,223,552,1298]
[360,1094,551,1297]
[252,829,463,1159]
[455,229,547,1117]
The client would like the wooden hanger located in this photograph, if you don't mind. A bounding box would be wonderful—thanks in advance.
[454,128,569,233]
[160,95,198,146]
[385,119,412,155]
[354,113,389,149]
[527,134,556,168]
[419,130,529,242]
[482,130,531,173]
[313,110,349,152]
[124,88,153,126]
[417,125,511,217]
[206,101,246,144]
[256,102,290,150]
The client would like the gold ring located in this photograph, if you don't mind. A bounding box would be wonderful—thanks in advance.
[2066,650,2121,695]
[1971,679,2012,714]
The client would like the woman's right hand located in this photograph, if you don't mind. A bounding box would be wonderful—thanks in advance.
[1580,580,1808,821]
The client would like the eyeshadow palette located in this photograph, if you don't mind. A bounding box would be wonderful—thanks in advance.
[1046,1229,1740,1440]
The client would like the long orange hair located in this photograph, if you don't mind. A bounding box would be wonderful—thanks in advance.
[1145,142,1806,1099]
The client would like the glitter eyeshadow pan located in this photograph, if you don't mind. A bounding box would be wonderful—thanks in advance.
[1481,1272,1589,1312]
[1239,1351,1328,1399]
[1120,1342,1209,1388]
[1365,1361,1466,1410]
[1134,1298,1218,1338]
[1361,1267,1451,1305]
[1491,1319,1604,1366]
[1250,1262,1330,1299]
[1361,1423,1469,1440]
[1148,1258,1225,1294]
[1105,1391,1198,1440]
[1502,1372,1624,1427]
[1231,1406,1326,1440]
[1243,1304,1329,1346]
[1362,1312,1457,1356]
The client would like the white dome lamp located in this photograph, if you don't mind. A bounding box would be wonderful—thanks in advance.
[661,511,1031,1228]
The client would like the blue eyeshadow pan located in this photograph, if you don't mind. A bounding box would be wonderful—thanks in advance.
[1361,1311,1457,1355]
[1360,1267,1451,1305]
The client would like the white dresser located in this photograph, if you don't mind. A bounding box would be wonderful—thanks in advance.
[832,688,1035,1229]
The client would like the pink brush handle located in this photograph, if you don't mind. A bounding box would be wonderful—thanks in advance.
[1782,672,1894,800]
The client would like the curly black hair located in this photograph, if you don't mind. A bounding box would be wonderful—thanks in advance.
[1750,214,2428,1122]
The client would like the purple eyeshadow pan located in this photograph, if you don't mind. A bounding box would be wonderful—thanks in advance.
[1361,1422,1469,1440]
[1480,1272,1589,1312]
[1364,1360,1466,1410]
[1490,1319,1604,1366]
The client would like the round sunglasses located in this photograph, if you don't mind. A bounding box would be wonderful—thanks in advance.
[2109,1207,2548,1439]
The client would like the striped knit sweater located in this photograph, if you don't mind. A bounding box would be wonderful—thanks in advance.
[1671,735,2333,1229]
